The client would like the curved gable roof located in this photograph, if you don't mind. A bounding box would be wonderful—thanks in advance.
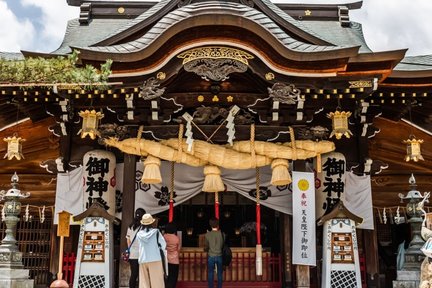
[94,0,334,47]
[75,1,358,62]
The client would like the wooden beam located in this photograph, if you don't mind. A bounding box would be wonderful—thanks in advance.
[118,153,137,287]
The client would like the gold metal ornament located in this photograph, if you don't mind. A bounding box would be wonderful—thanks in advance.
[77,110,104,140]
[156,72,166,80]
[3,134,25,160]
[265,72,275,81]
[327,110,353,139]
[403,136,424,162]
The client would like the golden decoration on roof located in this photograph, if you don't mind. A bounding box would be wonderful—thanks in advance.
[403,136,424,162]
[227,95,234,102]
[197,95,204,102]
[78,110,104,140]
[304,10,312,16]
[177,46,254,65]
[327,110,353,139]
[265,72,275,81]
[3,134,25,160]
[349,80,372,88]
[156,72,166,80]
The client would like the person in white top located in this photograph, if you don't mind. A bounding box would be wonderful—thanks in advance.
[126,208,146,288]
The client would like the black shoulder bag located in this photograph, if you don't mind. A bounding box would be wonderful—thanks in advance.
[156,231,168,278]
[222,232,232,267]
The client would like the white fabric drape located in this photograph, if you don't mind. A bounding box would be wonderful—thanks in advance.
[345,171,374,230]
[55,162,293,223]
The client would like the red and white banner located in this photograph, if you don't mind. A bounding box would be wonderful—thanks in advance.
[292,171,316,266]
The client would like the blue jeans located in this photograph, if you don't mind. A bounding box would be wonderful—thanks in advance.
[208,255,223,288]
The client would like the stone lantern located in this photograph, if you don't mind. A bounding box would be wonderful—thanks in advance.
[393,174,426,288]
[0,172,33,287]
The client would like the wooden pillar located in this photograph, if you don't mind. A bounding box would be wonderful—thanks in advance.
[118,154,137,287]
[281,213,293,287]
[364,224,380,287]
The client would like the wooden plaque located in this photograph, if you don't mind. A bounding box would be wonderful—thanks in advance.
[57,211,71,237]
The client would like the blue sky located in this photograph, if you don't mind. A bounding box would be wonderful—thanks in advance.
[1,0,432,56]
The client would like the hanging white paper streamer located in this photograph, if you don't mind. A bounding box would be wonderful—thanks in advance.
[383,207,387,224]
[40,206,46,223]
[226,105,240,146]
[25,204,29,222]
[182,112,194,152]
[1,206,4,222]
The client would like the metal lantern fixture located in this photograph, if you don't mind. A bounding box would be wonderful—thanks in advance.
[403,135,424,162]
[327,110,353,139]
[3,133,25,160]
[78,110,104,140]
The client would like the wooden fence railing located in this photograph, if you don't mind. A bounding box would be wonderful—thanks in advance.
[178,249,282,288]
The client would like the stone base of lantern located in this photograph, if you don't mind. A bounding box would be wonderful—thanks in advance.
[393,270,420,288]
[0,268,34,288]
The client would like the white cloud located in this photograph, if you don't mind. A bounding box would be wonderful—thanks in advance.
[349,0,432,55]
[1,0,432,57]
[21,0,78,52]
[0,1,36,51]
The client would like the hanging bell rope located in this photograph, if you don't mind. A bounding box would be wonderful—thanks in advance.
[251,124,263,276]
[169,161,175,223]
[289,127,297,160]
[177,124,184,163]
[255,166,263,276]
[215,191,220,219]
[250,124,256,167]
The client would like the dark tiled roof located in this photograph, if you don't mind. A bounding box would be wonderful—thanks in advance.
[93,0,175,45]
[53,18,130,54]
[0,52,24,60]
[258,0,332,44]
[80,1,353,55]
[300,21,372,53]
[394,55,432,71]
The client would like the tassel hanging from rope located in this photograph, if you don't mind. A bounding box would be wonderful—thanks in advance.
[256,167,263,276]
[169,124,184,222]
[215,191,220,219]
[251,124,263,276]
[169,162,175,223]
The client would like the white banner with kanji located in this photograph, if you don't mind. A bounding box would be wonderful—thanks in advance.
[292,171,316,266]
[315,152,346,220]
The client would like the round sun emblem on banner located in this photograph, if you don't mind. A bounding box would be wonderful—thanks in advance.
[298,179,309,191]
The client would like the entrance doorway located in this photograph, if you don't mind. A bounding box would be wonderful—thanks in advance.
[154,192,283,287]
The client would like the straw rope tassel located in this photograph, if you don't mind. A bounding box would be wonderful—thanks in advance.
[169,161,175,223]
[142,155,162,184]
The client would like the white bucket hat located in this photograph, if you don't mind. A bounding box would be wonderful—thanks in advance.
[141,213,156,225]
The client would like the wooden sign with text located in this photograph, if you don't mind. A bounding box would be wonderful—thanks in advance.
[57,211,71,237]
